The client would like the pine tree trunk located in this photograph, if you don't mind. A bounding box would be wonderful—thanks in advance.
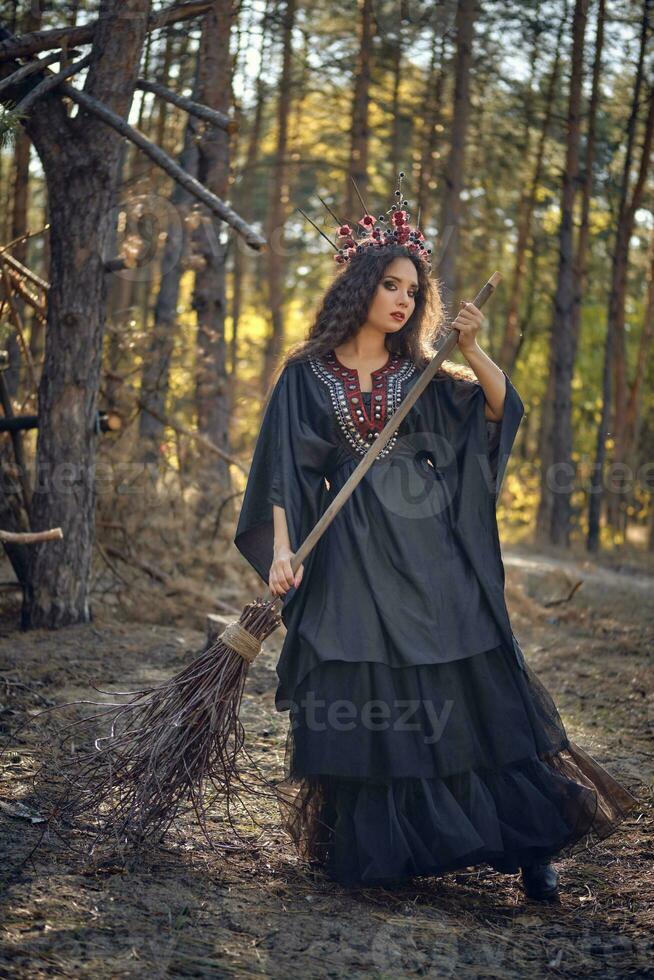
[5,2,41,397]
[499,7,564,374]
[607,85,654,533]
[390,39,402,179]
[343,0,373,220]
[547,0,588,548]
[571,0,604,364]
[24,169,110,625]
[5,130,31,398]
[625,229,654,457]
[621,228,654,544]
[416,30,446,233]
[438,0,474,309]
[7,0,152,627]
[192,0,234,506]
[138,65,201,461]
[589,0,653,551]
[229,1,271,382]
[262,0,296,388]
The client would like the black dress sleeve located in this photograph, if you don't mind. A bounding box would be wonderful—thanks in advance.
[233,362,331,594]
[432,367,527,671]
[438,367,524,499]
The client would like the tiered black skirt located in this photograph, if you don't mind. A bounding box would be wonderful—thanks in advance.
[274,642,638,887]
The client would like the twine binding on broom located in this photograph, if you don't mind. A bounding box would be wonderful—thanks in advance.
[220,621,262,664]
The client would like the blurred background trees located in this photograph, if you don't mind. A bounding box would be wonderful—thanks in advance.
[0,0,652,629]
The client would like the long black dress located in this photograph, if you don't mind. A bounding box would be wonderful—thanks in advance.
[234,348,637,887]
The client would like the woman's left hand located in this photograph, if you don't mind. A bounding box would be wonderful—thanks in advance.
[452,300,484,351]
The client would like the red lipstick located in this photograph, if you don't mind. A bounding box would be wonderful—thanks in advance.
[391,312,405,322]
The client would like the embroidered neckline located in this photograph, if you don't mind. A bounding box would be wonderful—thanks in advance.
[331,347,393,386]
[309,348,416,459]
[327,348,402,425]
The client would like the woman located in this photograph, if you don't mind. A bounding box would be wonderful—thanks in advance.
[233,229,637,899]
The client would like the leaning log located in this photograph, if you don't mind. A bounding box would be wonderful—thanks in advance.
[0,527,62,543]
[0,2,213,62]
[136,79,236,132]
[0,410,121,434]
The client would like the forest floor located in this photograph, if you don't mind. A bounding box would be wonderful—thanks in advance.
[0,540,652,979]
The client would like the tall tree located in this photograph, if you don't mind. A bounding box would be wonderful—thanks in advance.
[0,2,261,626]
[416,29,447,235]
[536,0,588,548]
[624,228,654,463]
[498,5,565,374]
[588,0,654,551]
[571,0,604,364]
[193,0,235,503]
[437,0,474,309]
[343,0,373,220]
[5,1,41,397]
[138,63,201,462]
[389,34,402,179]
[1,1,152,627]
[262,0,296,387]
[229,0,272,382]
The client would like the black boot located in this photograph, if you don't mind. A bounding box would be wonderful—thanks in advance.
[520,860,560,902]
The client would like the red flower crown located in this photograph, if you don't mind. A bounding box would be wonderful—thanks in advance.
[298,171,433,270]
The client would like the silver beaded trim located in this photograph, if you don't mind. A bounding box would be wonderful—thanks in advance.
[309,355,416,461]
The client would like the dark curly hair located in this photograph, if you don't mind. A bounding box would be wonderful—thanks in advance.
[270,244,473,389]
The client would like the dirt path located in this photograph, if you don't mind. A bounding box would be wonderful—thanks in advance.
[0,544,652,979]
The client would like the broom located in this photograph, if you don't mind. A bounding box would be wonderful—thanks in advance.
[20,272,502,855]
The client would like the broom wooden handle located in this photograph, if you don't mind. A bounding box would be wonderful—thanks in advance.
[266,271,502,609]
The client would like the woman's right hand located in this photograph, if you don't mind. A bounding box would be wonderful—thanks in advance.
[269,546,304,596]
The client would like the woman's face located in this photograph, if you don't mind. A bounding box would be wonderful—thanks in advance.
[365,256,418,337]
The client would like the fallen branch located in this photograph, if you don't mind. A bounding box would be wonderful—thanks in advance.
[0,527,63,543]
[104,369,249,475]
[0,800,46,824]
[0,414,38,432]
[0,224,50,257]
[0,261,38,396]
[0,2,213,62]
[14,53,91,115]
[136,79,236,132]
[95,538,136,591]
[103,544,241,615]
[134,394,248,474]
[542,580,584,607]
[6,61,263,251]
[0,50,63,95]
[3,263,47,317]
[60,83,265,252]
[0,410,117,434]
